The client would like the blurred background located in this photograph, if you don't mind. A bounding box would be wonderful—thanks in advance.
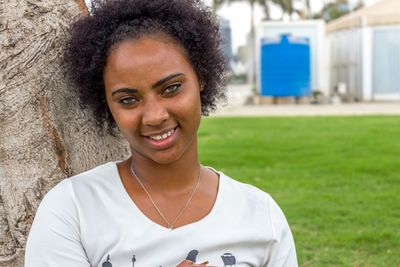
[196,2,400,266]
[204,0,400,109]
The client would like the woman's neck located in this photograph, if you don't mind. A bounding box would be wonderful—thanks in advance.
[129,146,201,193]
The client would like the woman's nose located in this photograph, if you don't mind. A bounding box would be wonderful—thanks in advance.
[141,97,169,126]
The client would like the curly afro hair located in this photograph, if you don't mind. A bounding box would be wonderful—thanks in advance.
[63,0,227,131]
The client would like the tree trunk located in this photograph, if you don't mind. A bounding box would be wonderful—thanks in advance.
[262,1,271,20]
[0,1,129,266]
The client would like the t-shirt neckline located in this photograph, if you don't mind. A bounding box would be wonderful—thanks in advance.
[110,162,224,233]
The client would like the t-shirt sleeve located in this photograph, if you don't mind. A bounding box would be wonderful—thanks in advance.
[263,195,298,267]
[25,179,90,267]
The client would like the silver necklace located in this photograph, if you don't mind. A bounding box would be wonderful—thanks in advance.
[130,162,202,230]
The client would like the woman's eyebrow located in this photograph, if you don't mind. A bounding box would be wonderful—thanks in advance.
[111,88,138,96]
[151,73,184,88]
[111,73,184,96]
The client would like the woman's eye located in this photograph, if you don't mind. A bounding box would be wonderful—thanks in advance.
[163,84,181,95]
[119,97,138,105]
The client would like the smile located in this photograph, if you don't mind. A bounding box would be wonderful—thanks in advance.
[148,127,176,141]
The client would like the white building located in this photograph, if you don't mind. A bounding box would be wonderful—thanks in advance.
[327,0,400,101]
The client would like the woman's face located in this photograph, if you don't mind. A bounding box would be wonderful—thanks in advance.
[103,36,202,164]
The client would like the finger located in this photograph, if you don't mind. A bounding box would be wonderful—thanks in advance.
[176,259,211,267]
[189,262,209,267]
[176,260,194,267]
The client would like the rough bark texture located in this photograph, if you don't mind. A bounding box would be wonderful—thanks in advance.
[0,1,129,266]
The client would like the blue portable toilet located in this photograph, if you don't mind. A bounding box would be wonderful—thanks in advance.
[260,34,311,97]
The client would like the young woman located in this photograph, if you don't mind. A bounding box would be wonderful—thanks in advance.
[25,0,297,266]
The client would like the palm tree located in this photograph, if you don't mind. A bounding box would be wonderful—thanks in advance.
[255,0,272,20]
[212,0,226,14]
[271,0,295,19]
[318,0,350,22]
[304,0,311,18]
[297,0,312,19]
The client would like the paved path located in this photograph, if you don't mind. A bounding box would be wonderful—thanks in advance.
[214,103,400,117]
[212,84,400,117]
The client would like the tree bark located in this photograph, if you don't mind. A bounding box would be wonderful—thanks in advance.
[0,1,129,266]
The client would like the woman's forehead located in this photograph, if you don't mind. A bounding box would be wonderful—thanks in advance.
[106,37,191,70]
[103,37,197,88]
[108,32,188,57]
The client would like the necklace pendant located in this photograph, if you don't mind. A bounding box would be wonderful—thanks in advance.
[168,225,173,230]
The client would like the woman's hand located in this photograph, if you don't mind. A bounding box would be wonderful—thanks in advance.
[176,259,209,266]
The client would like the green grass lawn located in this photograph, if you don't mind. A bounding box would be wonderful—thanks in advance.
[198,116,400,267]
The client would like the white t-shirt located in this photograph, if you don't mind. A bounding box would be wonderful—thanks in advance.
[25,162,297,267]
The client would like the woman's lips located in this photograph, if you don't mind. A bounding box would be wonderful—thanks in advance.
[148,127,176,141]
[144,126,179,149]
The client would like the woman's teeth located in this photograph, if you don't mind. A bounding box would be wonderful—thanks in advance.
[149,128,175,141]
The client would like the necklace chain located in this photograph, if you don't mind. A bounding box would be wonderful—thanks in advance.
[130,161,202,230]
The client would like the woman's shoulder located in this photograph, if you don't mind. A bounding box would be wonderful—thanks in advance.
[42,161,120,205]
[68,161,119,183]
[218,171,273,203]
[217,170,289,224]
[60,161,120,192]
[216,170,294,246]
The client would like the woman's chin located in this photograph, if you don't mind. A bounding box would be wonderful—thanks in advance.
[131,148,184,165]
[150,151,184,165]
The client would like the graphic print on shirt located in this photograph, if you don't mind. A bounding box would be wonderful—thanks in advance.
[101,254,136,266]
[132,254,136,266]
[101,250,236,266]
[186,249,199,262]
[102,255,112,267]
[221,253,236,266]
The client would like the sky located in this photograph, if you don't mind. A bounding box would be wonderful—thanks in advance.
[203,0,379,53]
